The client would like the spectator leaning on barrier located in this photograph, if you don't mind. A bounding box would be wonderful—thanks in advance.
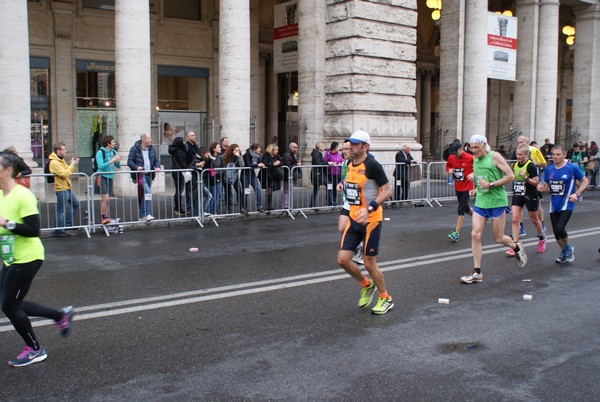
[281,142,300,209]
[195,147,214,216]
[183,131,200,213]
[206,142,224,215]
[96,136,121,225]
[127,133,161,223]
[242,143,264,212]
[394,144,417,201]
[48,143,80,237]
[323,141,343,207]
[260,143,283,214]
[168,137,188,216]
[222,144,245,214]
[310,141,328,208]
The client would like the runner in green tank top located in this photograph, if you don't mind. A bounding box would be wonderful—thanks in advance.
[459,135,528,285]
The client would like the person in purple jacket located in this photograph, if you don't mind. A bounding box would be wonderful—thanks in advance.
[323,141,344,206]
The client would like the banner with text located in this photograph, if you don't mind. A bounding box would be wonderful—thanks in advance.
[273,0,298,73]
[487,12,518,81]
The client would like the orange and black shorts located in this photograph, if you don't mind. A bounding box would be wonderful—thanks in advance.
[340,218,382,256]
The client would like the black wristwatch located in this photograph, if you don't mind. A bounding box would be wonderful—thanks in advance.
[5,220,16,230]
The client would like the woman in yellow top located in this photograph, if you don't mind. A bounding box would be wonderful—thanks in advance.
[0,150,74,367]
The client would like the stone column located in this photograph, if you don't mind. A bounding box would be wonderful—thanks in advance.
[51,2,76,154]
[115,0,151,149]
[534,0,559,143]
[439,0,466,141]
[114,0,151,195]
[219,0,250,147]
[0,0,32,160]
[324,1,417,164]
[250,0,261,147]
[462,0,488,137]
[513,0,539,139]
[298,0,326,160]
[420,71,432,153]
[572,4,600,143]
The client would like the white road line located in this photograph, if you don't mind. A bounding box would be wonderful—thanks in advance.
[1,227,599,333]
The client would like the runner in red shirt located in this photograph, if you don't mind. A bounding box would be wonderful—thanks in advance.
[446,143,474,241]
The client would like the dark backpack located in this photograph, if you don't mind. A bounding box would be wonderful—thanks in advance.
[44,160,54,183]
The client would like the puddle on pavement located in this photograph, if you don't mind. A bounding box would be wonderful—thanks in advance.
[438,342,486,353]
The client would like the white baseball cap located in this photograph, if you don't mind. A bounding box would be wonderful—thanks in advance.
[469,134,491,152]
[347,130,371,145]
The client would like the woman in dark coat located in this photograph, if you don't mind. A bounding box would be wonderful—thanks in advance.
[260,143,283,213]
[310,141,327,208]
[206,142,224,215]
[168,137,188,215]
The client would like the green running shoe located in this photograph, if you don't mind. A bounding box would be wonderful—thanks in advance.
[358,280,375,308]
[371,296,394,315]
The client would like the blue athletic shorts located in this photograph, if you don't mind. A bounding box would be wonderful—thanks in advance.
[473,205,507,219]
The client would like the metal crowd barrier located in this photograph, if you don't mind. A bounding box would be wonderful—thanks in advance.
[200,165,294,225]
[26,172,92,238]
[381,162,432,207]
[289,164,346,218]
[90,169,204,236]
[27,159,531,236]
[428,161,458,206]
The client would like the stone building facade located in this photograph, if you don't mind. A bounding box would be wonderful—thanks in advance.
[0,0,598,168]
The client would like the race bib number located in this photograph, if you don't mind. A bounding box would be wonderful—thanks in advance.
[513,181,526,196]
[549,180,564,196]
[453,168,464,181]
[0,235,15,264]
[345,182,361,205]
[144,193,153,201]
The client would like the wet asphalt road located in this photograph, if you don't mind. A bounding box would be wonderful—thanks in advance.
[1,192,600,401]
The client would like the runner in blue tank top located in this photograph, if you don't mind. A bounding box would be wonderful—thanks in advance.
[537,145,588,264]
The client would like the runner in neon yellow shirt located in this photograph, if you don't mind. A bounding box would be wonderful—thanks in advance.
[0,150,75,367]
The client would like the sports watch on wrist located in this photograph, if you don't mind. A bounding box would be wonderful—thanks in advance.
[5,220,16,230]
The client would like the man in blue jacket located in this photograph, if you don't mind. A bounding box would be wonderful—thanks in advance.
[127,133,161,222]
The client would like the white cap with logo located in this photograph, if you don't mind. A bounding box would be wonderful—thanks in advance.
[469,134,491,152]
[347,130,371,145]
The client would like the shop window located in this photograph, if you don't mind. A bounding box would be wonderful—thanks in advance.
[30,69,48,97]
[157,66,208,111]
[83,0,115,10]
[165,0,201,21]
[75,60,116,108]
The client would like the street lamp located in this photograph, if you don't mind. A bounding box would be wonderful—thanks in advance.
[426,0,442,21]
[562,25,575,46]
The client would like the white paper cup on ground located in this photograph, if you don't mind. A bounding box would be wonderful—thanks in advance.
[523,294,533,301]
[189,247,199,252]
[438,298,450,304]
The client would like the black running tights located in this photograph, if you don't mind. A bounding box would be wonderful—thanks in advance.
[1,260,61,349]
[550,210,573,240]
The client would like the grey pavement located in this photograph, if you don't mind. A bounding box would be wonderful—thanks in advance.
[1,191,600,401]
